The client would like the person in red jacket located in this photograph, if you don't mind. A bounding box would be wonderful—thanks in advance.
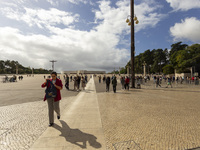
[125,76,130,90]
[41,72,63,127]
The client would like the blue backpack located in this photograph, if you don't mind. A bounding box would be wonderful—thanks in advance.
[45,80,57,98]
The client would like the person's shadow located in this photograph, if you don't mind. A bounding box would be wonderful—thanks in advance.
[53,120,102,149]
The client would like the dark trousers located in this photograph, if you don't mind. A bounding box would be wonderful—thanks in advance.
[156,82,161,87]
[113,86,116,93]
[106,84,110,92]
[65,82,69,90]
[125,83,129,90]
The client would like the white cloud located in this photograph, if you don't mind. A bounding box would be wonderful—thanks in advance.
[49,0,90,5]
[46,0,59,6]
[166,0,200,11]
[94,0,166,34]
[0,0,165,72]
[0,7,79,28]
[0,26,129,71]
[67,0,87,4]
[170,17,200,43]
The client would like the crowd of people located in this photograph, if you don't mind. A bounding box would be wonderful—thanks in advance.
[2,75,24,83]
[96,75,130,93]
[42,73,200,94]
[63,74,89,91]
[97,74,200,92]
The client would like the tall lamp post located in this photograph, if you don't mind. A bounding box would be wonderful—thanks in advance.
[126,0,139,88]
[50,60,57,71]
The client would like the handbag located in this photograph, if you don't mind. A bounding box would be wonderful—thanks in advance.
[45,80,57,98]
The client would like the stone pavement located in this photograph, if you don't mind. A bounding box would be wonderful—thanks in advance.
[95,80,200,150]
[29,76,106,150]
[1,75,200,150]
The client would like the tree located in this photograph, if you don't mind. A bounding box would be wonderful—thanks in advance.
[0,60,52,74]
[175,44,200,73]
[151,49,167,74]
[169,42,188,67]
[135,54,143,74]
[141,49,154,74]
[162,64,174,74]
[119,67,127,74]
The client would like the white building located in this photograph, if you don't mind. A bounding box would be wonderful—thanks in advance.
[61,70,106,75]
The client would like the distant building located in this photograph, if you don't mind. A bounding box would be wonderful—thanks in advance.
[61,70,106,75]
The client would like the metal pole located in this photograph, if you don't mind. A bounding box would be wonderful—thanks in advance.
[131,0,135,88]
[50,60,57,71]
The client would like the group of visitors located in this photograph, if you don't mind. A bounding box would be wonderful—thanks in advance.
[73,75,86,91]
[3,75,23,83]
[97,75,130,93]
[18,75,24,80]
[64,74,88,91]
[153,76,173,88]
[120,76,130,90]
[104,75,117,93]
[134,75,200,87]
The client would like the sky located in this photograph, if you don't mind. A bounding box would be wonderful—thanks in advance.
[0,0,200,72]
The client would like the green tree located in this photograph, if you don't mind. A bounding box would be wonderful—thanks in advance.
[162,64,174,74]
[169,42,188,67]
[135,54,143,74]
[141,49,154,74]
[175,44,200,73]
[119,67,127,74]
[151,49,167,74]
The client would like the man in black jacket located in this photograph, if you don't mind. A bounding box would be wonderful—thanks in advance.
[112,76,117,93]
[106,76,111,92]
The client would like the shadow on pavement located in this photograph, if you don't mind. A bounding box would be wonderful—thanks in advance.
[53,120,102,149]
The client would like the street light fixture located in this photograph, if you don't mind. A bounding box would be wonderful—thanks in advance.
[126,0,139,88]
[126,15,139,25]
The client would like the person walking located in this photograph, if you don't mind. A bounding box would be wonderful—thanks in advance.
[106,76,111,92]
[41,72,63,127]
[156,76,161,87]
[121,76,125,89]
[85,75,88,83]
[73,76,77,91]
[125,76,130,90]
[70,76,72,82]
[81,76,86,90]
[166,77,172,88]
[65,74,69,90]
[103,75,106,83]
[99,75,101,83]
[77,75,81,91]
[112,76,117,93]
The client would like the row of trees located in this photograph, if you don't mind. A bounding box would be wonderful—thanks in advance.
[118,42,200,75]
[0,60,52,74]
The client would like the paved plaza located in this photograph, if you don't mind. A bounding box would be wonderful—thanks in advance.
[0,75,200,150]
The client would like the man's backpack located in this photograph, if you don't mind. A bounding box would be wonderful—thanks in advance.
[45,80,57,98]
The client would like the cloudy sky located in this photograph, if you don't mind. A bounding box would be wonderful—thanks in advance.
[0,0,200,72]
